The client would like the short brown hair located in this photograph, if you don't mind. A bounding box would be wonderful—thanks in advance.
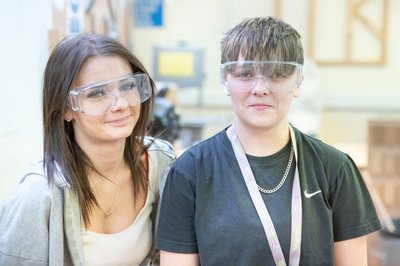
[221,17,304,65]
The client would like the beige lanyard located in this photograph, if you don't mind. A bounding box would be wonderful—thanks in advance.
[226,125,302,266]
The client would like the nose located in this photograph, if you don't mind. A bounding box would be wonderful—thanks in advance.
[111,94,129,111]
[252,76,270,95]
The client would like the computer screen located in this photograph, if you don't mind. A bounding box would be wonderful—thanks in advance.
[152,45,204,88]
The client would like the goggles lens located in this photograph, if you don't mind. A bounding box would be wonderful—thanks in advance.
[220,61,302,93]
[69,73,152,115]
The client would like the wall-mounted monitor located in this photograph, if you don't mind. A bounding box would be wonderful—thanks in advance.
[152,44,204,88]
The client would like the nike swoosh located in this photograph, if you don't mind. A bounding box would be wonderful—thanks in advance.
[304,190,322,198]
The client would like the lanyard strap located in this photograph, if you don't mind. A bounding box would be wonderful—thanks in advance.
[226,125,302,266]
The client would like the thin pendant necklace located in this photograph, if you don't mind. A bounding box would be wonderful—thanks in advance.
[95,160,124,218]
[256,143,294,194]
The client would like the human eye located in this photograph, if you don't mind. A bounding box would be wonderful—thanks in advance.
[269,72,288,80]
[84,86,107,99]
[232,68,255,80]
[120,80,135,92]
[267,64,297,81]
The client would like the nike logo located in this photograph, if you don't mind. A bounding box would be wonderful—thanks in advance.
[304,190,322,198]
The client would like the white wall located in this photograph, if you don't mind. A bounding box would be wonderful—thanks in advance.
[0,0,52,202]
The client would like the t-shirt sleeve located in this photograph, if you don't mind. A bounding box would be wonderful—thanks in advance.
[156,164,199,253]
[330,156,381,241]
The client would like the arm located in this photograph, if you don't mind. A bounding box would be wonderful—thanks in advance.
[334,235,368,266]
[330,158,381,265]
[156,158,200,263]
[160,250,200,266]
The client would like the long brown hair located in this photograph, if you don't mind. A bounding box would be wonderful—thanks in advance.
[42,33,154,226]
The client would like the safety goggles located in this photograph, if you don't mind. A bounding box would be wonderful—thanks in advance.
[220,61,302,93]
[69,73,152,115]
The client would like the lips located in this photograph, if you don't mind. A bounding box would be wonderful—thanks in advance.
[248,103,273,110]
[106,114,131,124]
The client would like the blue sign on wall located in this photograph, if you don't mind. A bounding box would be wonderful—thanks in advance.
[134,0,163,27]
[66,0,84,36]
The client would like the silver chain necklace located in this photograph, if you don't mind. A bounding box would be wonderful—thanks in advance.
[256,143,294,194]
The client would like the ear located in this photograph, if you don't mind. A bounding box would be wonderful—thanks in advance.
[64,109,74,122]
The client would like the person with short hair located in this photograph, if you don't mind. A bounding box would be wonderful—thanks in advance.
[0,33,175,265]
[156,17,380,265]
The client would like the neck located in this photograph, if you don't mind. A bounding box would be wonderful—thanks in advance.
[80,139,126,181]
[234,121,291,156]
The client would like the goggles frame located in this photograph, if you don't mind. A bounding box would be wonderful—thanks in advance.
[220,61,303,93]
[68,73,152,115]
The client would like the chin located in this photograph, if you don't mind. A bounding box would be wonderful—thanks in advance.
[107,126,135,140]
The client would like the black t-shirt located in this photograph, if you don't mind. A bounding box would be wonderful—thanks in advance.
[247,140,295,264]
[156,127,381,265]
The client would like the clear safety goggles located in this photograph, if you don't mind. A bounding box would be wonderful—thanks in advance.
[69,73,152,116]
[220,61,302,93]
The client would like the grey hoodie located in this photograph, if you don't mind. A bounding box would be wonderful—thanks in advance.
[0,138,175,266]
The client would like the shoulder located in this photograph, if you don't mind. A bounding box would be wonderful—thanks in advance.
[294,127,349,165]
[293,127,363,192]
[3,173,50,209]
[0,169,62,221]
[170,131,228,180]
[145,137,176,161]
[144,137,177,193]
[178,131,225,161]
[0,161,67,218]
